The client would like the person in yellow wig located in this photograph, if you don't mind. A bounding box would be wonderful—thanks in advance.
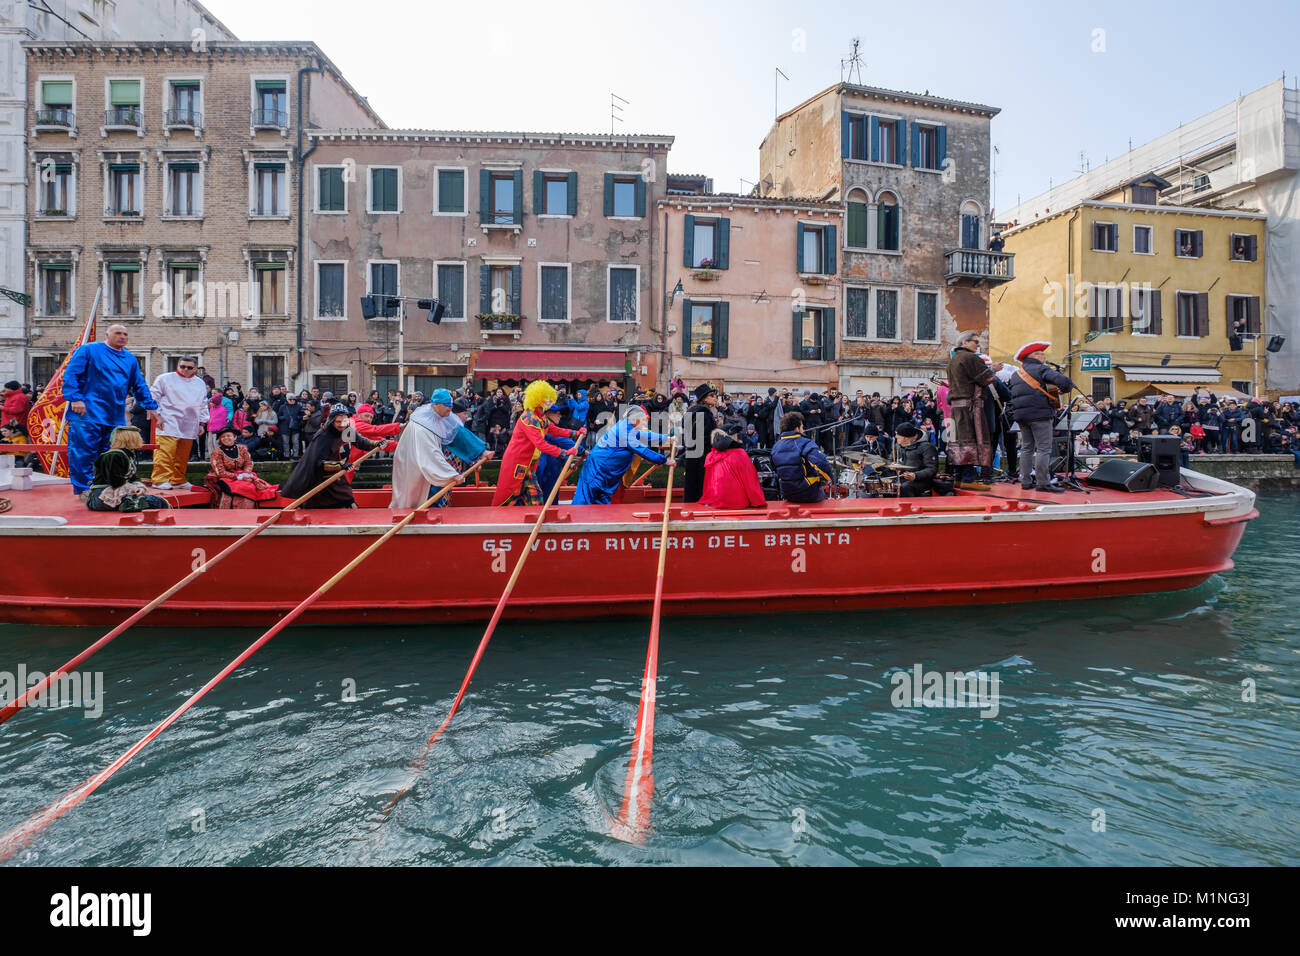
[491,381,583,506]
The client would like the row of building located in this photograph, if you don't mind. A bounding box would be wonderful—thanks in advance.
[3,6,1291,401]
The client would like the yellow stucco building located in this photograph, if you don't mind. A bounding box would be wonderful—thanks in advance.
[991,177,1268,401]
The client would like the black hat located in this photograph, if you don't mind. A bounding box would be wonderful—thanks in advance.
[895,423,919,438]
[452,398,471,413]
[864,424,879,436]
[217,426,238,438]
[3,380,19,390]
[692,383,717,402]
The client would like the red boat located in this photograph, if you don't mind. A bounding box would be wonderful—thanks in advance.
[0,468,1257,627]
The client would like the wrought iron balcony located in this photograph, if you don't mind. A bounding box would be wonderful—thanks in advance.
[943,248,1014,285]
[165,107,202,129]
[34,108,75,128]
[251,107,289,129]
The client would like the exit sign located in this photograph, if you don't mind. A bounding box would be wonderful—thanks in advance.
[1080,353,1111,372]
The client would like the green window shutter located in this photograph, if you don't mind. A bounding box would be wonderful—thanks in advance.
[847,202,867,247]
[110,163,139,173]
[824,224,837,275]
[255,262,285,272]
[533,170,544,215]
[683,214,695,267]
[42,262,71,271]
[509,264,521,314]
[895,120,906,164]
[869,117,880,162]
[1195,293,1210,336]
[109,80,140,105]
[910,123,921,167]
[512,169,523,224]
[936,125,947,168]
[796,222,806,273]
[319,167,340,210]
[170,162,200,172]
[841,112,851,158]
[53,163,73,173]
[438,169,464,213]
[480,264,491,313]
[255,80,285,91]
[634,176,646,217]
[603,173,614,216]
[107,262,139,272]
[566,171,578,216]
[1247,296,1261,333]
[792,311,803,360]
[681,299,692,356]
[822,308,836,361]
[253,162,281,171]
[715,302,729,358]
[479,169,491,223]
[717,218,730,270]
[42,81,72,106]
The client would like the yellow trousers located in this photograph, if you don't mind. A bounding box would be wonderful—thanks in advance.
[153,435,193,485]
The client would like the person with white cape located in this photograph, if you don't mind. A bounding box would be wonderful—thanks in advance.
[389,388,492,509]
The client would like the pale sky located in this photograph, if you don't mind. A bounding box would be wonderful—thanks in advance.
[206,0,1300,214]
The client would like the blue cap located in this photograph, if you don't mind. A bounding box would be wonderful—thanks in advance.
[430,388,454,406]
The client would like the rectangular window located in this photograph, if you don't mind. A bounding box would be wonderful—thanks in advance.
[313,374,348,395]
[1131,287,1158,334]
[490,172,516,224]
[802,225,824,274]
[167,163,200,216]
[609,266,638,323]
[690,303,716,356]
[252,356,285,397]
[169,80,200,125]
[108,264,139,316]
[370,167,399,213]
[1176,292,1202,336]
[108,163,140,215]
[1091,376,1113,401]
[256,264,285,315]
[961,213,981,250]
[539,265,569,321]
[915,125,939,169]
[1231,379,1253,396]
[489,265,511,313]
[1229,233,1258,262]
[41,80,72,108]
[845,287,869,337]
[875,289,898,339]
[847,201,869,248]
[1089,285,1123,332]
[437,169,465,213]
[168,263,199,316]
[916,291,938,342]
[317,263,346,318]
[254,80,287,126]
[1227,294,1261,335]
[1175,229,1203,258]
[612,178,636,217]
[877,198,900,251]
[317,166,345,212]
[1134,224,1153,254]
[847,114,867,160]
[107,78,140,127]
[369,262,398,316]
[254,163,286,216]
[692,220,717,268]
[40,264,70,315]
[544,175,569,215]
[799,308,824,360]
[32,355,62,386]
[1092,222,1117,252]
[39,161,72,214]
[436,263,465,319]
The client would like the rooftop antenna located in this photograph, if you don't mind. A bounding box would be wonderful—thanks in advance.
[740,177,755,194]
[774,66,788,119]
[610,92,627,136]
[841,37,864,86]
[992,144,999,213]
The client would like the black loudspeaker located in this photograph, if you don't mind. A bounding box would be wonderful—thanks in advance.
[1267,334,1286,352]
[1137,434,1181,487]
[1085,458,1159,492]
[359,295,377,319]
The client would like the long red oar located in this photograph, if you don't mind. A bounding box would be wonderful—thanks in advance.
[0,442,390,728]
[378,442,584,820]
[614,443,677,843]
[0,458,485,863]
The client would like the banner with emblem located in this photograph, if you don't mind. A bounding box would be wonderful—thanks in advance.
[26,289,99,478]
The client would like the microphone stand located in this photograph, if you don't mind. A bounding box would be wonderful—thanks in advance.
[1049,365,1099,492]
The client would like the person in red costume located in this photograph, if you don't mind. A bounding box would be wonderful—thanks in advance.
[699,429,766,509]
[492,380,583,506]
[1,381,31,427]
[345,402,401,483]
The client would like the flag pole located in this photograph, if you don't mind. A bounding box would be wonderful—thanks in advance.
[48,288,100,477]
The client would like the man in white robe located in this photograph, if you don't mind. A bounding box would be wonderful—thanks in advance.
[389,389,490,508]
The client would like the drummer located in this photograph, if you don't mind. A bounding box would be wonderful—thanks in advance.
[892,423,937,497]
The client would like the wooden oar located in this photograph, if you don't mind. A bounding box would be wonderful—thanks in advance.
[0,441,390,728]
[0,458,485,863]
[378,442,585,821]
[614,441,677,843]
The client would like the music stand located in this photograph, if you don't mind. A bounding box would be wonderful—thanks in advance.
[1054,410,1099,490]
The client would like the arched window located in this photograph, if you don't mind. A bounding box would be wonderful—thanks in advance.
[846,187,869,249]
[877,191,900,251]
[960,200,983,250]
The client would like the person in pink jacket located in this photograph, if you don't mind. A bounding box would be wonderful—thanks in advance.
[699,430,766,509]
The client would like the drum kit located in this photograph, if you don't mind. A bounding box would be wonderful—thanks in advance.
[832,450,910,498]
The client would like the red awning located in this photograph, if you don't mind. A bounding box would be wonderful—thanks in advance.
[473,349,627,380]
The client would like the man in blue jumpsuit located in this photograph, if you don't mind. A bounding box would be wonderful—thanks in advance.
[63,324,158,495]
[572,406,668,505]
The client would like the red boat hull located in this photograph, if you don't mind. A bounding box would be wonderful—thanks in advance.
[0,471,1256,627]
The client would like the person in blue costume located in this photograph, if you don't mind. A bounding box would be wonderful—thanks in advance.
[63,323,158,495]
[572,405,669,505]
[571,389,591,434]
[536,397,577,500]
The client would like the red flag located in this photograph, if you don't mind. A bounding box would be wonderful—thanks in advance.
[27,302,96,478]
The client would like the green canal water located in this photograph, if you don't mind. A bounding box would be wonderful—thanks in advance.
[1,493,1296,866]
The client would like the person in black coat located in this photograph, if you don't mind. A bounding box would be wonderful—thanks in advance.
[1008,343,1074,492]
[770,410,833,503]
[682,383,718,503]
[893,423,938,497]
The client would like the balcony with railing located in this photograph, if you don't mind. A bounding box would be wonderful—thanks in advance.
[165,107,203,131]
[103,106,143,131]
[943,248,1014,285]
[251,107,289,130]
[34,108,75,130]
